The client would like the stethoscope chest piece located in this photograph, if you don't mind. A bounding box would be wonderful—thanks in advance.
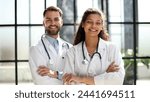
[82,59,89,65]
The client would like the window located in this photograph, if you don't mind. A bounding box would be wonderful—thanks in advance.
[0,0,150,85]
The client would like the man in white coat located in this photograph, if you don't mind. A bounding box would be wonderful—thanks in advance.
[29,6,72,85]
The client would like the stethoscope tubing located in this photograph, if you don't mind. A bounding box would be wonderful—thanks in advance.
[41,34,69,60]
[82,40,101,64]
[41,36,51,59]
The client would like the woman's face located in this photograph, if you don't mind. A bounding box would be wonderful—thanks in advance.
[82,14,103,38]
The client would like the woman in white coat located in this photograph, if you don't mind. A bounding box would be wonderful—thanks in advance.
[29,6,72,85]
[62,8,125,85]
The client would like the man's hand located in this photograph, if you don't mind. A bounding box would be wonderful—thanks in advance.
[37,65,57,78]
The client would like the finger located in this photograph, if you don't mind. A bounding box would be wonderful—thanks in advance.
[37,67,49,73]
[110,67,119,72]
[113,67,120,72]
[47,71,55,77]
[68,78,75,84]
[107,65,118,72]
[65,74,72,82]
[64,74,73,84]
[62,73,69,80]
[62,73,70,82]
[38,71,48,76]
[113,65,119,67]
[37,67,45,72]
[109,61,115,67]
[38,68,49,76]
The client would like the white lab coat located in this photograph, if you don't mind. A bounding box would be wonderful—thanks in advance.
[63,38,125,85]
[29,36,72,85]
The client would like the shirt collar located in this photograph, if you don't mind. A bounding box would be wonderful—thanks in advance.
[45,34,59,45]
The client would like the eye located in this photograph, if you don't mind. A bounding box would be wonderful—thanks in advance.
[45,18,51,22]
[96,22,101,25]
[96,20,103,25]
[54,18,60,22]
[86,20,93,24]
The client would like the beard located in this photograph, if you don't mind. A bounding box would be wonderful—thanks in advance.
[45,25,61,35]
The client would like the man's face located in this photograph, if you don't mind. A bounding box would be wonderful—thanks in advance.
[43,11,63,35]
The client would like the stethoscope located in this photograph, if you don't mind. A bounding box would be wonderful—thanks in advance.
[41,34,69,65]
[82,40,102,65]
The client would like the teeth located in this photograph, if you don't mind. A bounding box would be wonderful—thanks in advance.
[50,27,56,29]
[89,29,97,32]
[49,26,57,29]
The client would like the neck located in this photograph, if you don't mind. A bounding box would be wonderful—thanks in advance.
[85,36,99,48]
[47,34,59,39]
[85,37,99,55]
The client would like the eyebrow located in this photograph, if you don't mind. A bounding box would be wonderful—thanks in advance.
[86,19,102,22]
[45,17,60,19]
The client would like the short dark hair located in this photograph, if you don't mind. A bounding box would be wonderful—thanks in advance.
[43,6,63,17]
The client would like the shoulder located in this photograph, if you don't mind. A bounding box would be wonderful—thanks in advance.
[100,38,118,49]
[66,42,82,56]
[30,40,44,53]
[99,38,120,54]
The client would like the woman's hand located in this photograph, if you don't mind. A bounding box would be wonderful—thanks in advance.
[62,73,81,85]
[62,73,94,85]
[106,61,120,73]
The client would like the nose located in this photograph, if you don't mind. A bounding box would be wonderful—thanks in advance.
[50,20,55,25]
[91,22,97,28]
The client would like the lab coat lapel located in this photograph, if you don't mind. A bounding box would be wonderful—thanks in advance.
[43,37,58,56]
[57,38,63,56]
[83,42,91,61]
[98,38,106,58]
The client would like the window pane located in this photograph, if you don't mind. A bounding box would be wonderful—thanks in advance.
[109,24,135,57]
[18,27,29,60]
[30,0,44,24]
[60,25,74,44]
[108,0,124,22]
[137,59,150,85]
[46,0,57,7]
[0,63,15,84]
[58,0,74,24]
[0,0,14,24]
[138,0,150,22]
[76,0,100,23]
[0,27,15,60]
[17,0,29,24]
[123,59,134,85]
[18,62,33,84]
[138,24,150,56]
[30,26,44,46]
[109,24,124,51]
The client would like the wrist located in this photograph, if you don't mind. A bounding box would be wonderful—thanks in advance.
[56,71,63,80]
[48,70,57,78]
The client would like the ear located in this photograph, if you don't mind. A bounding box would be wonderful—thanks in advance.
[61,19,63,26]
